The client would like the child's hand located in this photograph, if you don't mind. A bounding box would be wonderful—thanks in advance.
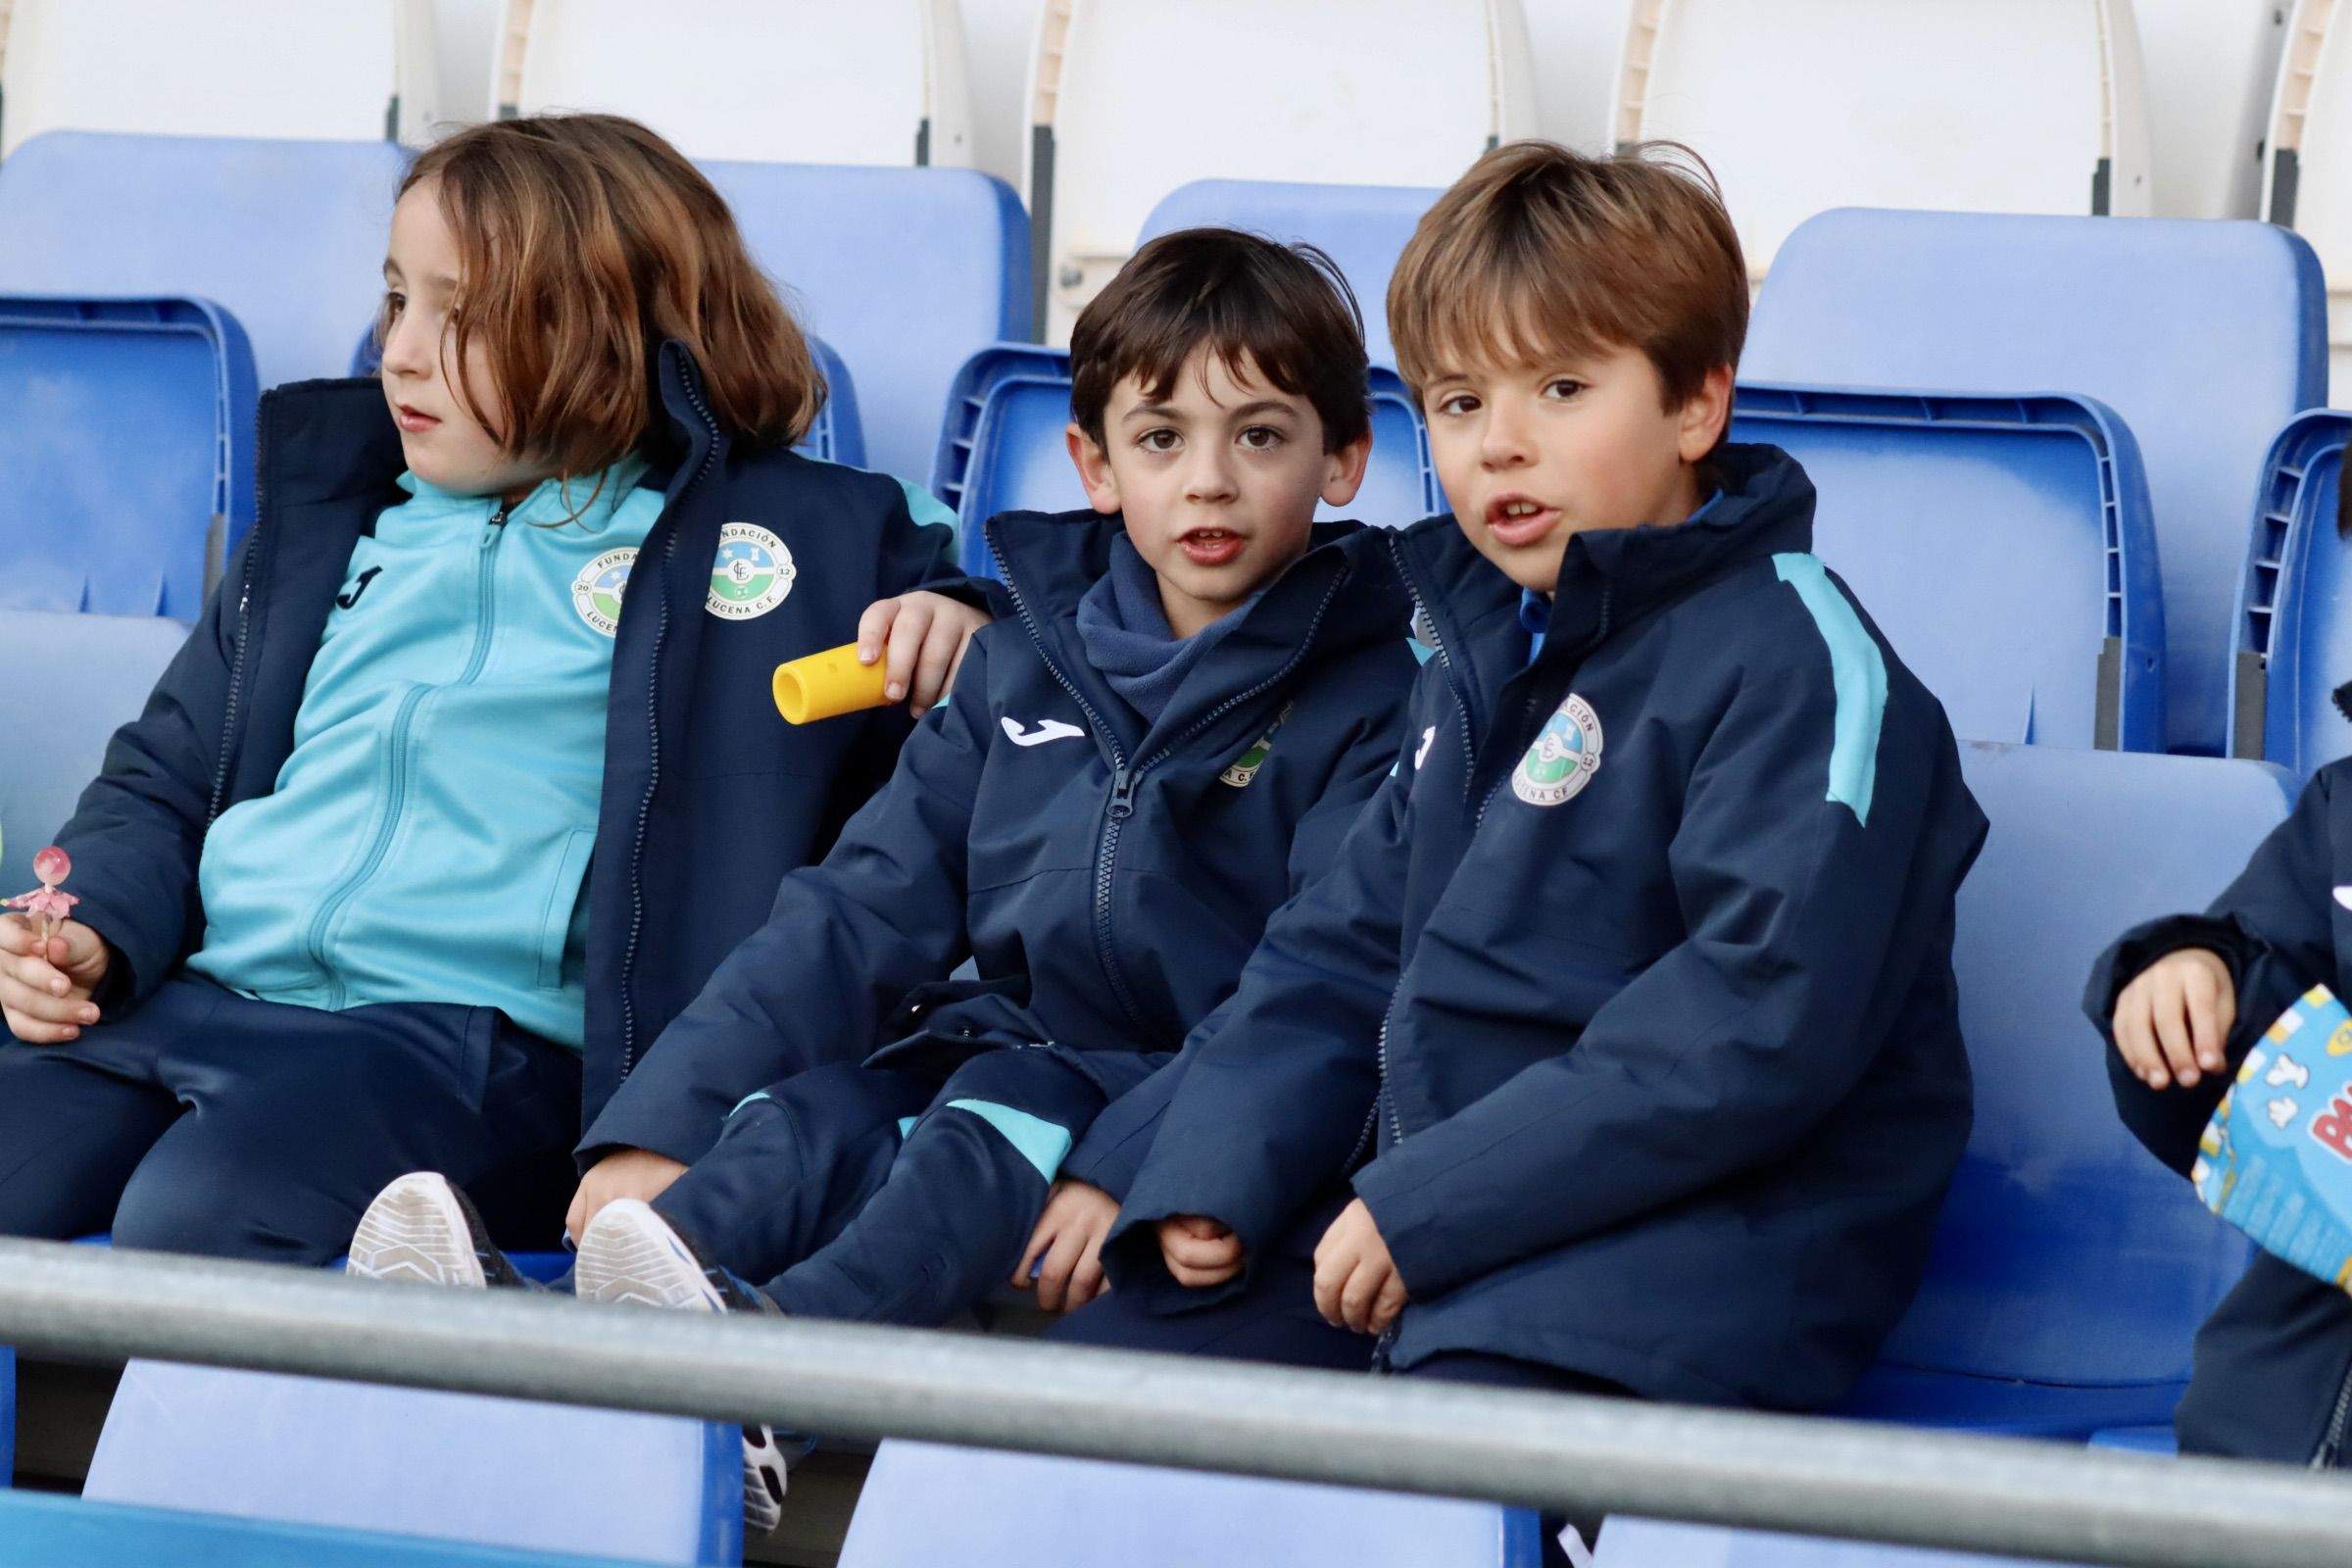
[856,591,989,718]
[565,1148,689,1244]
[0,914,108,1045]
[2112,947,2235,1091]
[1015,1177,1119,1311]
[1156,1214,1244,1288]
[1312,1198,1408,1336]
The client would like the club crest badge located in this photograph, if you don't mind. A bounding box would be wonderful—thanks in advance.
[1511,694,1603,808]
[707,523,796,620]
[1222,703,1296,788]
[571,548,638,638]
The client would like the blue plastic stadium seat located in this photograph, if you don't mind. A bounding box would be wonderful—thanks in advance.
[2233,410,2352,774]
[82,1362,739,1566]
[0,1489,645,1568]
[1593,1517,2091,1568]
[1833,743,2278,1437]
[0,297,257,619]
[1731,386,2163,751]
[1,1345,14,1488]
[838,1441,1543,1567]
[701,163,1028,489]
[933,346,1439,578]
[0,132,408,395]
[1745,209,2327,756]
[2087,1425,2179,1455]
[1136,181,1442,367]
[0,612,189,895]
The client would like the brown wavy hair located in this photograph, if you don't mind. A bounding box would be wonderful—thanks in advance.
[391,113,823,478]
[1389,140,1747,422]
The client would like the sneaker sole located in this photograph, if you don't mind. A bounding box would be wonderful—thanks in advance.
[575,1201,788,1532]
[349,1174,488,1289]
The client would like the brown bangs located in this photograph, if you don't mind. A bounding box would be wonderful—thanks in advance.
[1389,140,1748,411]
[1070,227,1370,453]
[394,114,824,481]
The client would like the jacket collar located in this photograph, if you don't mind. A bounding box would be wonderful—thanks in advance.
[985,509,1410,757]
[1392,443,1815,713]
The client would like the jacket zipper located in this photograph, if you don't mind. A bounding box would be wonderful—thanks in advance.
[2315,1357,2352,1468]
[208,401,275,826]
[302,505,509,1006]
[615,366,723,1081]
[995,532,1349,1042]
[1384,534,1475,799]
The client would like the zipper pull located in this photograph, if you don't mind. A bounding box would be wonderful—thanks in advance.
[488,505,510,531]
[1107,766,1137,821]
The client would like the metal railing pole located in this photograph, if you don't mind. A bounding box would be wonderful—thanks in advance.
[0,1239,2343,1568]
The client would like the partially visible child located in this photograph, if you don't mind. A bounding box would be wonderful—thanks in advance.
[0,114,984,1262]
[2092,716,2352,1466]
[348,227,1421,1528]
[1056,143,1985,1492]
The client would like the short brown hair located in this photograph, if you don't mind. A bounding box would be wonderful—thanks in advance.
[1069,228,1371,453]
[394,114,823,478]
[1389,139,1747,412]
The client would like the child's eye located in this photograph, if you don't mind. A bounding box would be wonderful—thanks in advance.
[382,291,406,319]
[1137,428,1180,454]
[1543,378,1586,401]
[1433,392,1479,417]
[1237,425,1285,451]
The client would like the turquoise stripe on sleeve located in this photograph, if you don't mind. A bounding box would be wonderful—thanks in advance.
[897,1116,919,1139]
[896,477,961,538]
[1771,554,1887,825]
[728,1090,772,1117]
[942,1099,1074,1181]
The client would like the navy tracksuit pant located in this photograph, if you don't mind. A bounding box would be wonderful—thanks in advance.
[0,978,580,1262]
[655,1045,1167,1325]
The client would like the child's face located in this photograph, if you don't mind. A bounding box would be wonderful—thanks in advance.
[379,180,549,501]
[1066,348,1370,640]
[1421,343,1734,595]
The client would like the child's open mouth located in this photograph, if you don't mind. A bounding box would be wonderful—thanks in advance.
[1179,528,1247,567]
[1486,496,1560,549]
[394,402,442,434]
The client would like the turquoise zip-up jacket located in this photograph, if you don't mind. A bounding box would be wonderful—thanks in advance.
[186,461,664,1047]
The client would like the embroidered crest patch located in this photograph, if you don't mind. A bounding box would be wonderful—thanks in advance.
[707,523,796,620]
[1511,694,1603,808]
[571,548,638,638]
[1222,703,1295,788]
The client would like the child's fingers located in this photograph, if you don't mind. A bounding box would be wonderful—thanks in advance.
[0,971,92,1028]
[1339,1258,1388,1334]
[2180,960,2230,1074]
[2,1004,78,1045]
[1163,1230,1233,1270]
[1012,1220,1054,1288]
[1311,1254,1347,1326]
[882,599,933,705]
[1368,1272,1408,1336]
[1036,1227,1088,1312]
[3,949,75,1004]
[1066,1236,1108,1309]
[906,614,961,716]
[2149,984,2204,1088]
[2112,989,2166,1088]
[855,599,900,664]
[0,916,34,956]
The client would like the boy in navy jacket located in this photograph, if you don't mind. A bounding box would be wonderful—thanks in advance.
[2090,741,2352,1467]
[353,230,1419,1521]
[1062,142,1986,1454]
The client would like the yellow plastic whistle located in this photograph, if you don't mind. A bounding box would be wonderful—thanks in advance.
[773,643,893,725]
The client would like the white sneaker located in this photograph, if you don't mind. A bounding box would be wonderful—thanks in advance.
[575,1200,800,1534]
[348,1172,525,1289]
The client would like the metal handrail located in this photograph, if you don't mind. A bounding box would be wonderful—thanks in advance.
[0,1238,2345,1568]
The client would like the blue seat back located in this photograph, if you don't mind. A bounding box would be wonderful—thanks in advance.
[1746,209,2327,755]
[1,1346,13,1488]
[701,163,1028,488]
[1137,181,1441,367]
[1838,745,2279,1435]
[0,612,189,894]
[0,297,257,618]
[0,1489,646,1567]
[2235,411,2352,775]
[933,346,1439,578]
[840,1441,1541,1567]
[1732,386,2163,751]
[0,132,407,395]
[83,1362,739,1566]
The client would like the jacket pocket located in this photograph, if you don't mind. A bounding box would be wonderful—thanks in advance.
[536,829,597,989]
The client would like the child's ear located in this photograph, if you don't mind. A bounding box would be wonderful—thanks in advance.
[1065,423,1123,515]
[1319,431,1374,510]
[1675,364,1737,466]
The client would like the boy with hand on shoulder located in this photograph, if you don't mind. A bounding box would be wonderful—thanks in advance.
[349,227,1420,1530]
[1064,142,1987,1445]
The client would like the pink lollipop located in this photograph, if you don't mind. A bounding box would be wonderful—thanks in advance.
[8,845,77,949]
